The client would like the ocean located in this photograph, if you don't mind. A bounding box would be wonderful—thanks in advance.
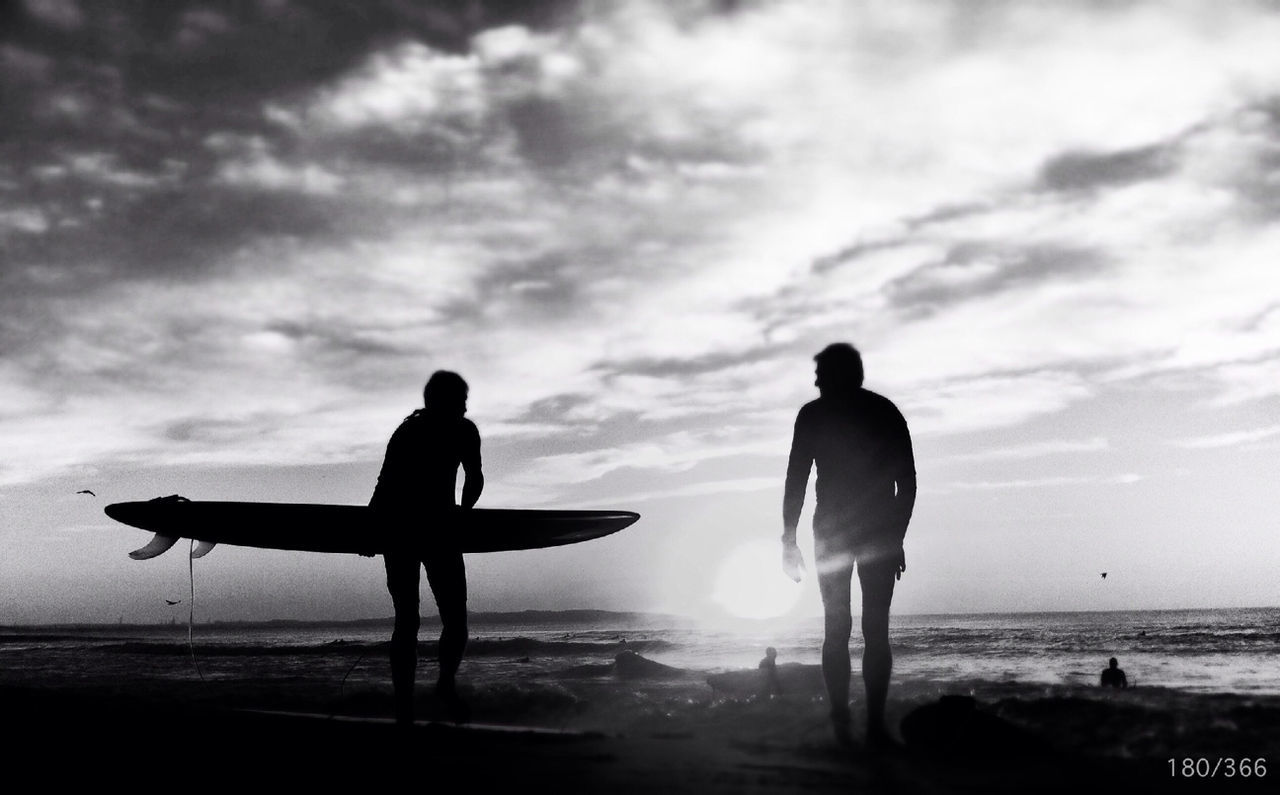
[2,607,1276,699]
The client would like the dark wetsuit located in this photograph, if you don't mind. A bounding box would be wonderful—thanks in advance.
[370,408,481,720]
[1100,666,1128,688]
[784,390,916,567]
[783,388,916,730]
[759,656,782,695]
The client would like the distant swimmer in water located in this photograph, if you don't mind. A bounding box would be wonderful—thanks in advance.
[758,646,782,696]
[782,343,917,749]
[1100,657,1128,689]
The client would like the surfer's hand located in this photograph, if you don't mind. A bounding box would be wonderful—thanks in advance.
[782,541,805,583]
[894,548,906,581]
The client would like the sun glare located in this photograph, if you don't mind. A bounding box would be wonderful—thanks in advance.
[711,539,802,619]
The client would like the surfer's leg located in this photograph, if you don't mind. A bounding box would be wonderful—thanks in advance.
[857,555,897,745]
[817,559,855,743]
[384,551,421,724]
[425,550,469,720]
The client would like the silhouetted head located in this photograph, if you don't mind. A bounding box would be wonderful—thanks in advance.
[765,647,777,659]
[814,343,864,396]
[423,371,469,416]
[1108,657,1119,669]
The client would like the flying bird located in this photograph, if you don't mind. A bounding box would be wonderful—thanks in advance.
[76,489,96,496]
[165,599,182,605]
[1100,572,1108,579]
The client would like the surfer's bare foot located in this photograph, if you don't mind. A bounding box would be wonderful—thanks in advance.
[436,682,471,724]
[831,707,854,748]
[395,706,414,727]
[866,725,903,754]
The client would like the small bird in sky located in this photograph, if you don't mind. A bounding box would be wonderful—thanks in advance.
[76,489,96,496]
[165,599,182,606]
[1100,572,1108,579]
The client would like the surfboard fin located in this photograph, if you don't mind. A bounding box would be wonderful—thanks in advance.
[128,533,180,560]
[191,540,217,559]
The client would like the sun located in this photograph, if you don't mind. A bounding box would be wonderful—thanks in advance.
[711,539,803,619]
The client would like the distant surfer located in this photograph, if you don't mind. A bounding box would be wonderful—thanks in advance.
[782,343,916,748]
[1100,657,1128,689]
[758,646,781,696]
[370,371,484,725]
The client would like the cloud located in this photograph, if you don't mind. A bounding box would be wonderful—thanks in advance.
[942,437,1110,464]
[944,473,1143,491]
[1205,356,1280,406]
[578,476,778,508]
[1172,423,1280,449]
[900,371,1095,436]
[4,0,1280,496]
[1037,144,1177,193]
[212,139,345,195]
[23,0,83,30]
[512,427,783,489]
[300,41,487,137]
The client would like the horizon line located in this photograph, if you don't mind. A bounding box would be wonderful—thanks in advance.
[4,603,1277,630]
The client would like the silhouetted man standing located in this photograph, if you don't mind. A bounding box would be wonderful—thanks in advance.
[783,343,916,748]
[1100,657,1128,689]
[371,371,483,725]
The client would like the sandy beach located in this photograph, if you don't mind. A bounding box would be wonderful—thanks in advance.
[7,654,1277,793]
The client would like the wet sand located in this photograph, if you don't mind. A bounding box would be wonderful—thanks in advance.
[8,674,1276,793]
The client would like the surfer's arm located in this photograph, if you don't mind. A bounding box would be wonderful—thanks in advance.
[782,410,814,543]
[890,408,917,543]
[459,422,484,510]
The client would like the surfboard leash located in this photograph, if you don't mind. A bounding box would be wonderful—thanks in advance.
[188,538,206,682]
[338,641,387,700]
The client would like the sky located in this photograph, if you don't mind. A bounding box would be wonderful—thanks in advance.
[2,0,1278,625]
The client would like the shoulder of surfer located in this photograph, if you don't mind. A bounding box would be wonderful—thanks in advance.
[854,388,908,422]
[454,415,479,439]
[796,398,824,420]
[403,412,480,444]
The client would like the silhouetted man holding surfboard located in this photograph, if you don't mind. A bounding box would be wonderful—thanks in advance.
[371,371,483,725]
[782,343,916,748]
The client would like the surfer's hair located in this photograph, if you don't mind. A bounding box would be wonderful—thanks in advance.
[424,370,469,413]
[814,343,864,390]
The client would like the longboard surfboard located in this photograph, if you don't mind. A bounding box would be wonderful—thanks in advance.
[105,498,639,560]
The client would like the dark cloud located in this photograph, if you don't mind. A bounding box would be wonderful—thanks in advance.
[0,1,590,282]
[1220,98,1280,220]
[506,96,602,170]
[162,415,256,443]
[513,392,594,425]
[1037,142,1175,192]
[808,203,989,276]
[466,252,586,316]
[904,201,992,228]
[0,181,344,287]
[810,237,913,275]
[265,320,413,359]
[596,347,779,379]
[886,243,1108,313]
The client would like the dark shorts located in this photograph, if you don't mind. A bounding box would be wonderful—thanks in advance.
[813,513,903,567]
[377,506,467,628]
[384,547,467,626]
[813,514,900,617]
